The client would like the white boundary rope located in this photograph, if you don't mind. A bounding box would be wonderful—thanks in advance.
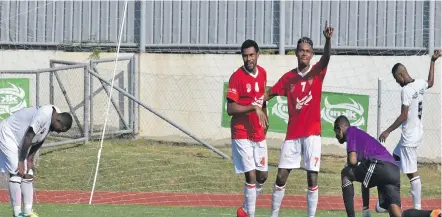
[89,0,129,205]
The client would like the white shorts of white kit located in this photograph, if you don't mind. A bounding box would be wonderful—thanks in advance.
[393,142,418,174]
[278,135,322,172]
[232,139,268,174]
[0,126,32,175]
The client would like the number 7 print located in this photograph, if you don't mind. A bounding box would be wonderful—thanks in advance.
[314,157,319,167]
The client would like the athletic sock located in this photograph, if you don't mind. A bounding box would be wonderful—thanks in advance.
[21,178,34,214]
[244,183,256,217]
[256,182,263,197]
[410,176,422,210]
[402,208,432,217]
[8,176,22,217]
[307,186,319,217]
[342,180,355,217]
[242,182,264,211]
[270,184,285,217]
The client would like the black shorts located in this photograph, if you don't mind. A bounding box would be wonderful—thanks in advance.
[350,159,401,209]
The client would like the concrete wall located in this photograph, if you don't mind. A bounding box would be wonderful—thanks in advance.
[0,51,439,161]
[0,50,134,135]
[139,53,441,162]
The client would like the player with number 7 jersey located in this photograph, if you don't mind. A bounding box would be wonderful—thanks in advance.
[264,21,334,217]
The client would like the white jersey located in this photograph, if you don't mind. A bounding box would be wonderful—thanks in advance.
[0,105,59,148]
[399,79,428,147]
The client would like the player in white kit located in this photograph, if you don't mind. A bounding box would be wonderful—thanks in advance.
[0,105,73,217]
[379,50,440,211]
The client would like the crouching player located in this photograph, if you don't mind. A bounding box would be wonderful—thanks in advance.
[333,115,440,217]
[0,105,73,217]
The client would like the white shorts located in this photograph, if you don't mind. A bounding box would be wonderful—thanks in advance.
[0,125,33,176]
[278,135,322,172]
[393,144,418,174]
[232,139,268,174]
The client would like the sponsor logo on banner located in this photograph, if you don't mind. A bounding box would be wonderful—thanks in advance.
[0,79,30,120]
[321,96,366,127]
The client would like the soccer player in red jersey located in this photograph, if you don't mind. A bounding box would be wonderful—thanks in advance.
[226,39,269,217]
[265,21,334,217]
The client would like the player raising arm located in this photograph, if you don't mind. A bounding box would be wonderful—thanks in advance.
[264,21,333,217]
[333,115,440,217]
[0,105,73,217]
[379,50,441,210]
[226,39,269,217]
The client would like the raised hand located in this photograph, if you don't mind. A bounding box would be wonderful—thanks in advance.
[431,50,441,62]
[323,20,334,39]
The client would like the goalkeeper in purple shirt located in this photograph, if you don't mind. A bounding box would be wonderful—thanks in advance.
[333,115,440,217]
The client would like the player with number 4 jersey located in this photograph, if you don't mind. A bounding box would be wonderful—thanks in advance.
[264,21,334,217]
[378,50,441,211]
[226,40,269,217]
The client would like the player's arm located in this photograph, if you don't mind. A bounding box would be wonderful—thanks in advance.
[227,99,260,116]
[427,50,441,89]
[346,129,358,167]
[347,151,358,167]
[265,74,288,101]
[264,89,276,101]
[19,127,36,162]
[386,105,409,133]
[263,101,269,134]
[318,21,333,70]
[379,88,410,142]
[27,140,44,163]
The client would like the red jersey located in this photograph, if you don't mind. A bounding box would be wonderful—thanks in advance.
[226,65,267,142]
[269,62,327,140]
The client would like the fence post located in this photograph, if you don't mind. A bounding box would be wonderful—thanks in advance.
[49,62,54,105]
[133,54,139,137]
[84,66,90,144]
[279,0,285,55]
[35,72,40,107]
[428,0,435,55]
[377,77,382,139]
[139,0,146,53]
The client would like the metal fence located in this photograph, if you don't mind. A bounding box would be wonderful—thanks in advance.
[0,0,439,54]
[0,64,90,147]
[0,55,138,148]
[49,56,139,141]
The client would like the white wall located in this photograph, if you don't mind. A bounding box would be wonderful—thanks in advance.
[0,51,439,161]
[139,54,441,162]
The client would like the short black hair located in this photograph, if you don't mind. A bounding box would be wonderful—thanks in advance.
[391,63,405,75]
[334,115,350,128]
[297,37,313,50]
[60,112,73,131]
[241,39,259,54]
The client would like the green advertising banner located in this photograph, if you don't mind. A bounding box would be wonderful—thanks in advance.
[221,82,370,138]
[0,78,30,120]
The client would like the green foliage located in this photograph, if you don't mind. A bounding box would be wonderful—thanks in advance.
[287,50,296,55]
[89,48,101,60]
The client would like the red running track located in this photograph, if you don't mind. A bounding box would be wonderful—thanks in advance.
[0,190,440,210]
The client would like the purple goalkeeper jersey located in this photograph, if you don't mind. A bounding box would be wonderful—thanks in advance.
[346,126,397,165]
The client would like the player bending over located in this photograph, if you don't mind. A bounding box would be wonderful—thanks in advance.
[264,21,333,217]
[226,39,269,217]
[334,115,441,217]
[0,105,73,217]
[379,50,441,210]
